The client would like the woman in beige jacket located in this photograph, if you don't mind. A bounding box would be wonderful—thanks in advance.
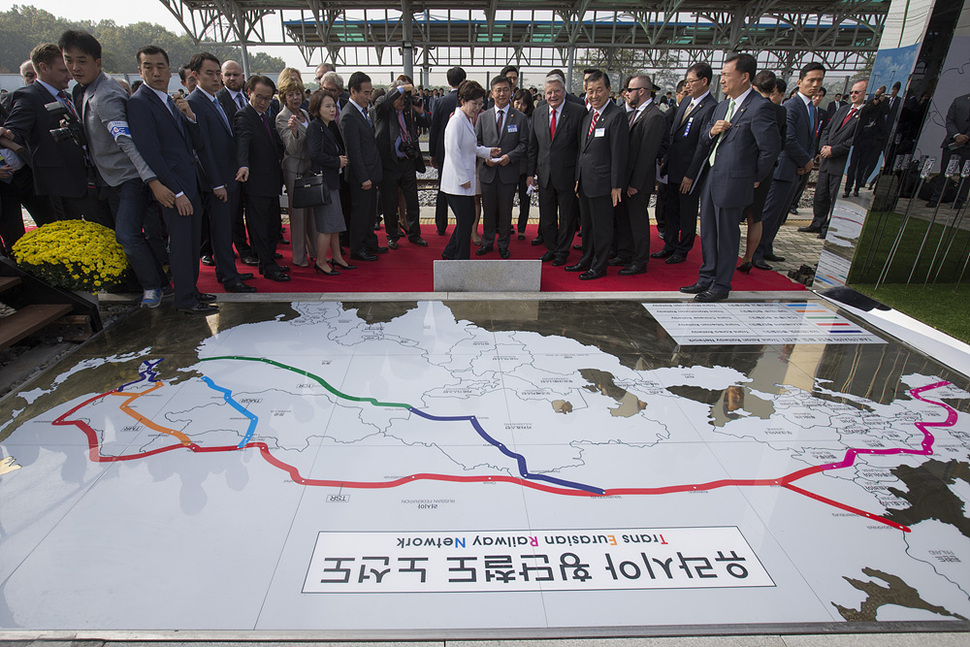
[276,70,316,267]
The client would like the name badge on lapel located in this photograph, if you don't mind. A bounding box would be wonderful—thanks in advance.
[594,127,606,138]
[507,124,518,133]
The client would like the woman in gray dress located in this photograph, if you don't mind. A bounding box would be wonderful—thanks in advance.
[305,91,352,275]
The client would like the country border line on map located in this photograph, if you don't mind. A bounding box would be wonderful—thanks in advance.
[118,358,164,392]
[200,376,259,448]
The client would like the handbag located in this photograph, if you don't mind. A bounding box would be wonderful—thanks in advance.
[291,172,332,208]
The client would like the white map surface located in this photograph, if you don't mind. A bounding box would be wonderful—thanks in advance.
[0,301,968,632]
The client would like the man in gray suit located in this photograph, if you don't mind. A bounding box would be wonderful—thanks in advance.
[475,75,531,258]
[752,61,825,270]
[527,73,584,265]
[681,53,782,302]
[339,71,386,261]
[929,92,970,209]
[60,30,167,308]
[800,79,864,236]
[613,73,665,276]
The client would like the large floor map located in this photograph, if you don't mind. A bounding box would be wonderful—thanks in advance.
[1,299,969,635]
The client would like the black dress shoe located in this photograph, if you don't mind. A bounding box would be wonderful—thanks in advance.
[797,226,820,233]
[551,257,567,267]
[650,249,673,259]
[752,259,773,271]
[437,229,447,236]
[665,254,687,265]
[842,192,851,198]
[274,252,283,259]
[265,271,291,282]
[618,264,646,276]
[564,263,589,272]
[579,270,605,280]
[695,288,729,302]
[241,255,259,266]
[852,189,859,197]
[225,281,257,293]
[441,252,453,260]
[498,248,510,259]
[736,261,753,274]
[540,252,555,263]
[351,252,379,261]
[517,233,525,240]
[197,293,217,302]
[409,237,429,247]
[475,245,493,256]
[680,282,711,294]
[531,236,544,246]
[386,238,399,250]
[371,246,389,254]
[572,243,583,250]
[763,253,785,262]
[236,272,254,281]
[607,256,626,267]
[178,303,219,315]
[200,255,215,266]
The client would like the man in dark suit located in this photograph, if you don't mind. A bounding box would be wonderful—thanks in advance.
[752,62,825,270]
[929,91,970,209]
[681,53,782,301]
[654,62,717,264]
[186,52,256,293]
[214,59,254,264]
[567,69,629,280]
[429,67,465,236]
[374,80,429,248]
[339,71,386,261]
[800,79,864,236]
[1,43,88,232]
[475,75,531,258]
[234,74,289,282]
[845,86,888,197]
[128,45,215,314]
[527,73,584,266]
[613,73,665,276]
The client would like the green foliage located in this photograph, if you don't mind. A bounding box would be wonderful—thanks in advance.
[0,4,285,74]
[851,283,970,345]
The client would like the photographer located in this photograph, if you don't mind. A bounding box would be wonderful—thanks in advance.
[60,30,168,308]
[374,79,430,248]
[1,43,111,230]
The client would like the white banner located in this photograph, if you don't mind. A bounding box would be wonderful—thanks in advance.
[302,527,774,593]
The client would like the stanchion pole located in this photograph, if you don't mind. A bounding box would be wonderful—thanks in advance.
[862,153,911,276]
[875,157,935,290]
[909,158,961,283]
[927,160,970,284]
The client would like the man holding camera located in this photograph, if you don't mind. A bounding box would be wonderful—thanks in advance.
[374,81,429,248]
[60,30,168,308]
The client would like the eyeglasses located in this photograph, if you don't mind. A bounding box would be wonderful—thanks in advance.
[849,90,863,94]
[623,87,646,93]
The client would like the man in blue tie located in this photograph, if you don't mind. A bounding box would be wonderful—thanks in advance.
[186,52,256,294]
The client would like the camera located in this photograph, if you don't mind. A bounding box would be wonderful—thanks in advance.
[45,101,87,148]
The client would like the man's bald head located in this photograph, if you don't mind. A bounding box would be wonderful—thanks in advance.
[221,60,243,91]
[20,60,36,85]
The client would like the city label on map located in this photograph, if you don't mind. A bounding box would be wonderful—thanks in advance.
[302,527,774,593]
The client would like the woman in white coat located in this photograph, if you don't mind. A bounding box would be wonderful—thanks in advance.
[441,80,501,260]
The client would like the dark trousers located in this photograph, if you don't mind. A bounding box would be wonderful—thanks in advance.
[205,187,244,284]
[845,142,879,192]
[381,160,421,241]
[349,184,379,254]
[576,185,614,275]
[663,180,700,256]
[245,194,282,274]
[537,180,579,261]
[754,176,796,264]
[442,194,475,259]
[160,196,203,308]
[811,169,843,235]
[654,182,667,234]
[0,167,56,243]
[480,179,515,250]
[515,174,531,233]
[230,186,250,255]
[697,177,743,293]
[435,189,450,234]
[105,178,166,291]
[614,189,652,266]
[51,194,113,229]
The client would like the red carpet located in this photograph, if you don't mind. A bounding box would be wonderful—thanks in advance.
[196,224,805,294]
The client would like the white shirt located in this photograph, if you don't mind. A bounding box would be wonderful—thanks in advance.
[440,109,492,196]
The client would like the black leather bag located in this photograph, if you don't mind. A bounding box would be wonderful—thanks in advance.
[291,173,332,208]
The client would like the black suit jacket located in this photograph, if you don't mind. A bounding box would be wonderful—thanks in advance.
[665,92,717,184]
[338,100,382,186]
[942,93,970,151]
[128,84,202,200]
[3,82,88,198]
[624,102,666,192]
[528,100,584,192]
[819,103,861,175]
[306,118,344,189]
[187,88,238,192]
[429,88,458,164]
[576,101,629,197]
[374,86,430,173]
[233,103,284,198]
[217,87,246,122]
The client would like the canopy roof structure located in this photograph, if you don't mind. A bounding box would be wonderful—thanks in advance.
[159,0,889,81]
